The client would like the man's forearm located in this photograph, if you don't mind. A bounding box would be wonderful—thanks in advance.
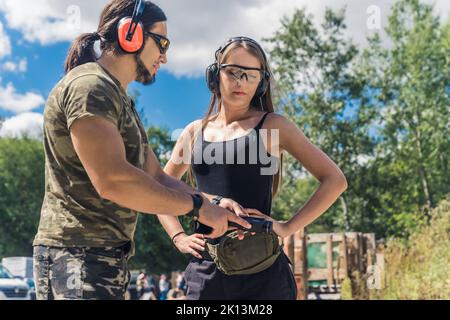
[157,173,216,201]
[100,162,193,216]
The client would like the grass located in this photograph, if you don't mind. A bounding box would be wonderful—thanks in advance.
[366,199,450,299]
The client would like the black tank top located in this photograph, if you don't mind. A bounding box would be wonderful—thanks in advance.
[192,112,278,216]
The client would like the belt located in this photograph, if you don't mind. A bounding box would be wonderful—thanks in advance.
[86,241,131,259]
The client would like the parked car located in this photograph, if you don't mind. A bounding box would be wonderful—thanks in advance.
[0,264,30,300]
[1,257,35,300]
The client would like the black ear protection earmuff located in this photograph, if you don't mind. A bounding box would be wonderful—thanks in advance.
[117,0,146,53]
[206,36,271,98]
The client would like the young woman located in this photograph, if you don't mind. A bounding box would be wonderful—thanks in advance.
[158,37,348,300]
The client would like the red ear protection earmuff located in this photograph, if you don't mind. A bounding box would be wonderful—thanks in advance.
[206,36,271,98]
[117,0,146,53]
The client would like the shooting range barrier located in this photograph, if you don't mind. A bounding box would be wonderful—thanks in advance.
[283,230,384,299]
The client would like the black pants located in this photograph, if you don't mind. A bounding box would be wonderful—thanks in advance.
[185,252,297,300]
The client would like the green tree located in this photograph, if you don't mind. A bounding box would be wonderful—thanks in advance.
[268,0,449,239]
[0,138,44,258]
[360,0,450,236]
[146,125,175,167]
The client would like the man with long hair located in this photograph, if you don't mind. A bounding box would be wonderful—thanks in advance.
[33,0,250,300]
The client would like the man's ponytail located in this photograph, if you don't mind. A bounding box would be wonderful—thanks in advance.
[64,32,101,73]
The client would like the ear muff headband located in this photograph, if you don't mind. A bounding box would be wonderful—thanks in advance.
[117,0,146,53]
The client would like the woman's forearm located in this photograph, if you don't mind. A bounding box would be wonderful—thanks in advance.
[157,214,185,239]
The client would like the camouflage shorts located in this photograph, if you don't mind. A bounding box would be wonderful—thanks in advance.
[33,242,131,300]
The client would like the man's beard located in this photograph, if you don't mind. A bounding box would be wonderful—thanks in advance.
[135,54,156,86]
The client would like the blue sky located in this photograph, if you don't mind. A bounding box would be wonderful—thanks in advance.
[0,0,448,138]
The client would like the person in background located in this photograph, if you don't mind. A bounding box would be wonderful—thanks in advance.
[158,274,170,300]
[136,271,149,299]
[176,272,187,294]
[167,286,186,300]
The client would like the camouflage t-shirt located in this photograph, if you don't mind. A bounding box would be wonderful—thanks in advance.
[33,62,149,252]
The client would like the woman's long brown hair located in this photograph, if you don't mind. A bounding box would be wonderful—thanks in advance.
[187,40,283,197]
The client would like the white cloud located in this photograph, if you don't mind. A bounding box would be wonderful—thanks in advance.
[152,0,304,77]
[1,60,15,71]
[0,0,102,45]
[159,0,450,77]
[17,58,27,72]
[0,0,449,77]
[0,82,45,113]
[0,112,43,139]
[0,21,11,59]
[2,58,27,73]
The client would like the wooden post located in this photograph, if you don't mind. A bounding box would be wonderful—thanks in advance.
[353,233,363,273]
[294,228,308,300]
[341,233,348,279]
[376,253,385,289]
[283,234,295,265]
[358,233,364,273]
[364,233,376,270]
[367,249,373,268]
[326,234,334,288]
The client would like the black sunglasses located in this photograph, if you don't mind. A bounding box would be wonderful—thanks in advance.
[144,31,170,54]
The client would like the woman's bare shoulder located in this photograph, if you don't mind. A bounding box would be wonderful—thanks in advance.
[263,112,298,130]
[183,119,205,134]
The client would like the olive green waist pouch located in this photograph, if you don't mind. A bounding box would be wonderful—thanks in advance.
[206,230,283,275]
